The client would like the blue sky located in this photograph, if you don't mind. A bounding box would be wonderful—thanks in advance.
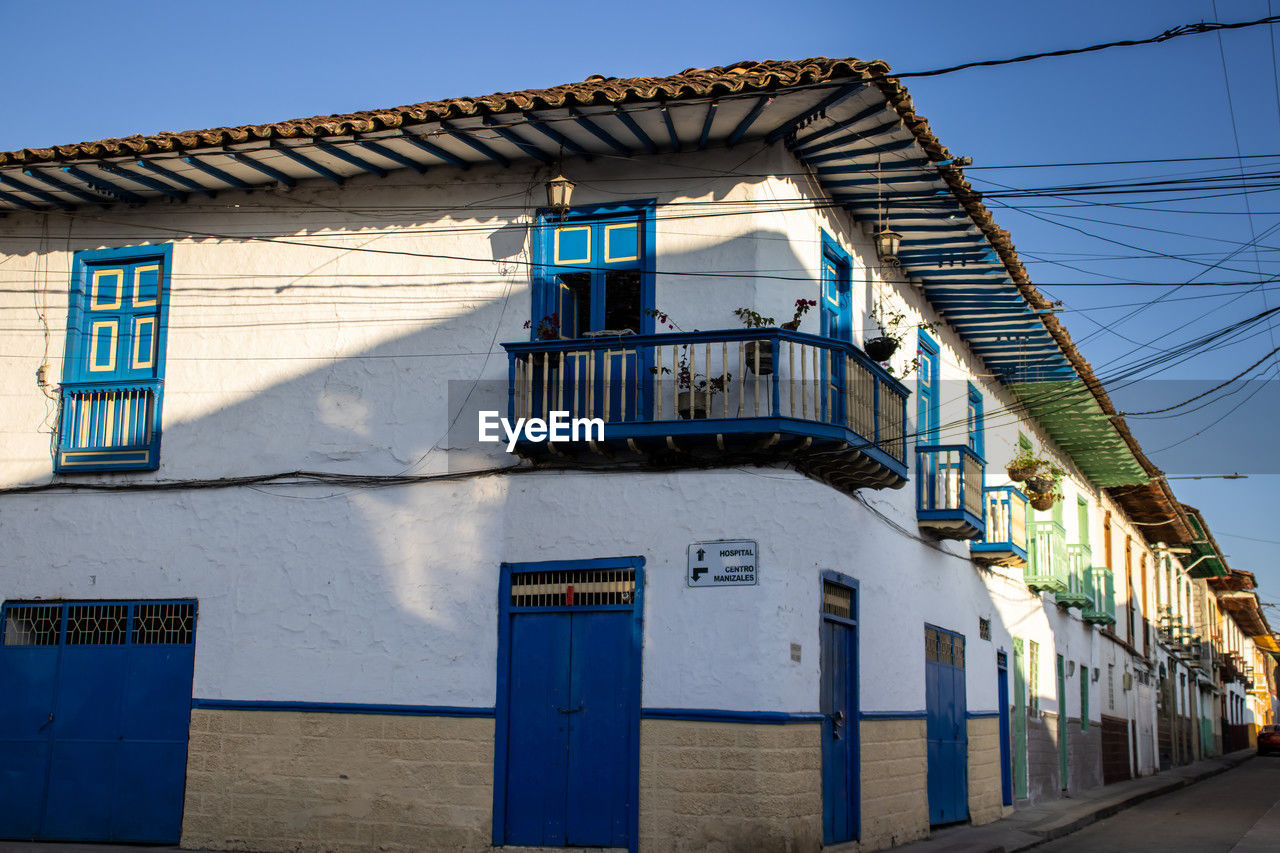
[5,1,1279,602]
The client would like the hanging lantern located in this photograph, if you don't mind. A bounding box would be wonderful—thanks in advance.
[546,173,575,215]
[875,226,902,266]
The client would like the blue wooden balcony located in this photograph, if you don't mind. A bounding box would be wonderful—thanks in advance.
[1055,544,1095,609]
[915,444,985,540]
[55,380,162,472]
[971,486,1029,567]
[1024,519,1068,593]
[501,328,909,492]
[1082,566,1116,625]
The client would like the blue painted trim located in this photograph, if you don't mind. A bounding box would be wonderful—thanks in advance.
[269,144,344,185]
[0,187,40,210]
[568,109,633,156]
[765,82,863,144]
[790,103,887,152]
[0,172,76,209]
[698,100,718,149]
[312,140,388,178]
[61,167,145,204]
[480,118,555,164]
[793,117,902,159]
[100,163,188,202]
[24,168,110,206]
[524,118,594,161]
[191,698,495,717]
[966,710,1001,719]
[136,159,217,198]
[397,133,471,170]
[355,140,430,174]
[859,710,927,721]
[642,708,824,724]
[440,122,511,168]
[612,107,660,154]
[226,153,297,188]
[727,95,774,146]
[182,156,253,190]
[659,105,681,152]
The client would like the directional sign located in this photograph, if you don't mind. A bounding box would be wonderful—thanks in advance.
[687,540,758,587]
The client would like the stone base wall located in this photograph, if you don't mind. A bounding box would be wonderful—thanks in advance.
[966,717,1003,825]
[856,718,929,851]
[1026,713,1061,803]
[181,710,493,853]
[1066,720,1102,794]
[638,720,822,853]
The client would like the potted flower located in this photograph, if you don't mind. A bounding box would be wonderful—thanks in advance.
[733,299,816,375]
[524,312,561,341]
[865,304,933,363]
[651,348,732,419]
[1005,449,1041,482]
[1025,484,1062,512]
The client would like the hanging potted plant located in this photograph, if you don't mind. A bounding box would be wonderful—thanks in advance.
[732,299,816,375]
[1005,448,1041,482]
[1025,484,1062,512]
[865,304,933,364]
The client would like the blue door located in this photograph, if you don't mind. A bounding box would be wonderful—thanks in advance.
[0,601,196,843]
[819,237,851,426]
[820,574,859,844]
[925,624,968,826]
[998,650,1013,806]
[496,560,642,851]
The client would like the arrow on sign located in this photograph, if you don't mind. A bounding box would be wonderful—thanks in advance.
[692,565,708,581]
[696,548,705,561]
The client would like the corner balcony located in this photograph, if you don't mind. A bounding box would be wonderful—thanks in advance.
[1024,519,1068,593]
[915,445,985,540]
[502,329,909,492]
[55,380,162,472]
[971,486,1028,567]
[1055,544,1095,609]
[1082,566,1116,625]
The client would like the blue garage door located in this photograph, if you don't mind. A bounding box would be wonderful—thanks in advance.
[0,600,196,843]
[495,559,642,851]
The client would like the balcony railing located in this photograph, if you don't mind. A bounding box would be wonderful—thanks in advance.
[1082,566,1116,624]
[1056,544,1095,609]
[56,380,162,472]
[1024,519,1068,593]
[916,444,985,540]
[971,486,1029,567]
[503,329,910,491]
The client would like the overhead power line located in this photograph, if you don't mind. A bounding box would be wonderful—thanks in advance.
[890,14,1280,79]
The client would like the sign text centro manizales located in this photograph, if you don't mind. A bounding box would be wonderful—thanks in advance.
[687,540,758,587]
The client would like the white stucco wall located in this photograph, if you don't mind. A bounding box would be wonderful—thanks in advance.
[0,142,1154,727]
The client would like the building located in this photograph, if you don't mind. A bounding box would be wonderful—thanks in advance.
[0,57,1275,852]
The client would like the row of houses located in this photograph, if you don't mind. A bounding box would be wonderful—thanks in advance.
[0,57,1275,853]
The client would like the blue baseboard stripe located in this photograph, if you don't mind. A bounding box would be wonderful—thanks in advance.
[860,710,927,721]
[192,698,496,718]
[966,710,1001,718]
[642,708,825,724]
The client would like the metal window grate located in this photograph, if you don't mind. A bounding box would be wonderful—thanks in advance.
[979,618,991,641]
[511,569,635,608]
[823,582,853,619]
[926,626,965,667]
[65,604,128,645]
[2,604,62,646]
[133,602,195,645]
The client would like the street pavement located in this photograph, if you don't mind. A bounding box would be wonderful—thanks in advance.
[1038,755,1280,852]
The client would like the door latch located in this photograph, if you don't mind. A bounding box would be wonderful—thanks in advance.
[39,712,54,731]
[557,705,583,715]
[831,709,846,740]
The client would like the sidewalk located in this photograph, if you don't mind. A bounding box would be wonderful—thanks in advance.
[895,749,1256,853]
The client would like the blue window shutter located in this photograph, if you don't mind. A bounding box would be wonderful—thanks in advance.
[56,245,171,473]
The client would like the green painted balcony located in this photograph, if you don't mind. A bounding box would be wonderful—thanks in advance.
[971,486,1029,567]
[1024,519,1068,593]
[1082,566,1116,625]
[1055,543,1094,609]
